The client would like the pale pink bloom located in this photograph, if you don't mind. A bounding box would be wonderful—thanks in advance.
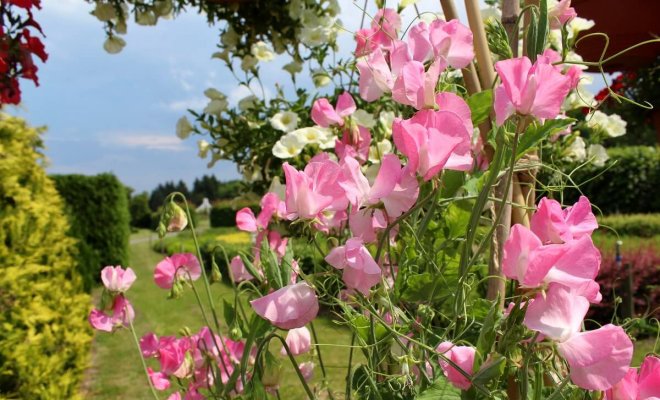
[604,368,638,400]
[493,55,573,125]
[311,92,356,128]
[638,356,660,399]
[159,338,190,377]
[549,0,577,29]
[428,19,475,69]
[154,253,202,289]
[89,295,134,332]
[392,57,445,110]
[236,192,281,233]
[349,208,388,244]
[557,324,633,390]
[357,47,396,102]
[267,231,288,259]
[283,155,347,220]
[140,332,160,358]
[230,255,253,283]
[354,8,401,56]
[147,367,170,391]
[530,196,598,244]
[250,282,319,329]
[280,326,312,356]
[436,341,476,390]
[167,393,182,400]
[100,265,136,292]
[325,237,382,296]
[524,284,633,390]
[392,111,467,179]
[335,126,371,164]
[299,361,315,382]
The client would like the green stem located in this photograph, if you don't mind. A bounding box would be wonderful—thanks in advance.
[128,313,160,400]
[309,321,335,400]
[345,332,356,400]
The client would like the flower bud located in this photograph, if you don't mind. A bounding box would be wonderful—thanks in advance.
[169,279,183,299]
[262,352,283,388]
[167,203,188,232]
[210,258,222,283]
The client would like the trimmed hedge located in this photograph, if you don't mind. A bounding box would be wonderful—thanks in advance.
[210,205,237,227]
[544,146,659,214]
[0,115,91,398]
[598,214,660,238]
[52,173,130,291]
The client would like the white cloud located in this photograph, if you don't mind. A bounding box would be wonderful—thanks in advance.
[163,97,207,112]
[100,133,188,151]
[170,66,194,92]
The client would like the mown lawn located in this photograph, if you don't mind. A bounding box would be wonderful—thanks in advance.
[83,228,356,399]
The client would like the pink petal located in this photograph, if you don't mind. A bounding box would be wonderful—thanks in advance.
[236,207,258,232]
[338,156,370,208]
[311,98,343,127]
[281,326,312,356]
[148,368,171,391]
[430,19,475,69]
[638,355,660,399]
[528,61,572,120]
[171,253,202,282]
[89,309,114,332]
[392,60,426,109]
[495,57,533,108]
[140,332,160,358]
[250,282,319,330]
[494,84,516,126]
[530,197,569,244]
[502,224,543,283]
[523,283,589,342]
[408,22,432,62]
[230,255,253,282]
[545,235,601,300]
[336,92,356,117]
[557,324,633,390]
[562,196,598,240]
[154,256,177,289]
[382,167,419,217]
[604,368,638,400]
[357,48,393,102]
[368,154,401,203]
[436,341,475,390]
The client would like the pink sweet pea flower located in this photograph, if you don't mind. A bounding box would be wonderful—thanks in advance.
[428,19,475,69]
[230,255,253,283]
[280,326,312,356]
[100,265,136,293]
[236,192,281,233]
[154,253,202,289]
[349,208,388,244]
[283,155,347,220]
[392,57,446,110]
[311,92,356,128]
[604,368,638,400]
[530,196,598,244]
[89,295,135,332]
[325,237,382,296]
[299,361,315,382]
[436,341,476,390]
[638,356,660,399]
[140,332,160,357]
[524,284,633,390]
[335,125,372,164]
[392,109,469,179]
[357,47,395,102]
[493,55,573,125]
[250,282,320,329]
[148,367,170,391]
[549,0,577,29]
[167,393,182,400]
[354,8,401,56]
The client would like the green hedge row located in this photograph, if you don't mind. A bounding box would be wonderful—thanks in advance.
[52,173,131,291]
[0,115,91,399]
[598,214,660,237]
[543,146,659,214]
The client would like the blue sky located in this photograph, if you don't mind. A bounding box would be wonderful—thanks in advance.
[9,0,604,193]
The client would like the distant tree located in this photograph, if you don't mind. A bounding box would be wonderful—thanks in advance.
[191,175,243,204]
[129,191,153,229]
[149,180,189,211]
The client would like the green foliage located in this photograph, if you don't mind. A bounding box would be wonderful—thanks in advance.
[598,213,660,237]
[210,205,238,227]
[0,115,91,399]
[543,146,660,214]
[149,180,189,211]
[191,176,243,204]
[129,191,154,229]
[467,90,493,126]
[52,173,131,290]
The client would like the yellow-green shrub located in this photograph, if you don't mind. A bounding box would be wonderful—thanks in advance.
[0,115,92,399]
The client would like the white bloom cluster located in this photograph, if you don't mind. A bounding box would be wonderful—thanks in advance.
[272,126,336,159]
[203,88,228,117]
[586,111,627,137]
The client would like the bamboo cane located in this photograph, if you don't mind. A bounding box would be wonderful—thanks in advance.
[464,0,495,89]
[440,0,482,95]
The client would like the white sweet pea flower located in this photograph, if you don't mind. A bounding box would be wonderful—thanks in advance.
[379,111,396,137]
[273,133,305,159]
[92,3,117,22]
[115,18,127,34]
[136,10,157,26]
[204,98,228,116]
[241,55,258,72]
[288,0,302,20]
[605,113,627,137]
[251,41,275,62]
[270,112,299,132]
[154,0,173,18]
[283,60,303,75]
[300,27,329,47]
[311,69,331,87]
[481,6,501,22]
[198,139,210,159]
[318,128,337,149]
[399,0,419,10]
[565,52,588,70]
[564,75,596,110]
[353,110,376,129]
[204,88,226,100]
[212,50,230,63]
[563,136,586,162]
[569,17,595,35]
[242,165,262,182]
[221,27,240,49]
[176,116,193,139]
[238,95,258,111]
[587,144,609,167]
[292,126,328,145]
[368,139,393,163]
[326,0,341,16]
[103,36,126,54]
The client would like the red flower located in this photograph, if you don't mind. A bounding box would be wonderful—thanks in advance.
[6,0,41,10]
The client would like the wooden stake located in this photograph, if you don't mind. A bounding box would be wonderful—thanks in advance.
[464,0,495,89]
[440,0,482,95]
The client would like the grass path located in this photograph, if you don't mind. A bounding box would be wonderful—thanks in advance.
[83,232,356,399]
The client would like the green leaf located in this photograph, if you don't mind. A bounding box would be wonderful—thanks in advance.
[535,0,549,58]
[417,378,462,400]
[280,241,294,286]
[349,314,389,343]
[472,354,506,389]
[441,170,465,198]
[400,273,449,303]
[261,240,283,289]
[467,90,493,126]
[516,118,575,159]
[475,297,502,368]
[526,10,538,62]
[444,202,471,239]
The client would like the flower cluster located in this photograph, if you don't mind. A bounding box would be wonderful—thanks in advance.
[0,0,47,104]
[89,266,136,332]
